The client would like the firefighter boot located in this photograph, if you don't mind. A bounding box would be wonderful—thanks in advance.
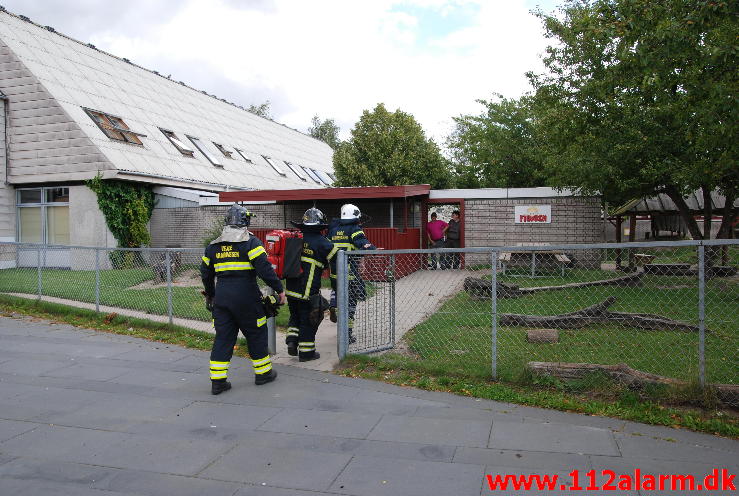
[286,327,299,356]
[211,379,232,395]
[299,350,321,362]
[255,369,277,385]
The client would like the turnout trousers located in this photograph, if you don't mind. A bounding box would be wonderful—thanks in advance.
[209,279,272,380]
[286,296,318,358]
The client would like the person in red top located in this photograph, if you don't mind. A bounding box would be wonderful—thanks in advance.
[426,212,448,270]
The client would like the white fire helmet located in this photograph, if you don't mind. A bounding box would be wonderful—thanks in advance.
[340,203,361,220]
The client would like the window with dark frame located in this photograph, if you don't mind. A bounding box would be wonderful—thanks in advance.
[84,108,146,145]
[160,128,195,156]
[284,161,307,181]
[262,155,287,176]
[187,136,223,167]
[234,148,254,163]
[213,142,233,159]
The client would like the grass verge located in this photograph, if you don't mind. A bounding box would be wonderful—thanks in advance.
[337,354,739,439]
[0,294,251,359]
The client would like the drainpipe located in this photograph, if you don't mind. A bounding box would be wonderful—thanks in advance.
[1,94,9,186]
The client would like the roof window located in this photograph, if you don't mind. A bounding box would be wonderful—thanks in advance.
[262,156,287,176]
[302,166,321,184]
[160,129,194,156]
[187,136,223,167]
[234,148,254,163]
[284,161,307,181]
[213,142,233,159]
[313,169,333,186]
[85,108,145,145]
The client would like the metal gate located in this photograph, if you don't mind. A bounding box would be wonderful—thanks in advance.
[336,251,395,355]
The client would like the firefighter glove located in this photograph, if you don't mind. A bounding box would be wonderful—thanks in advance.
[201,290,214,312]
[262,294,282,318]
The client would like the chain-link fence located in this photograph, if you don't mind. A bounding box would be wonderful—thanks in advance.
[335,240,738,407]
[0,243,209,324]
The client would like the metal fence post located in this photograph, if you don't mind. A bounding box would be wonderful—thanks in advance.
[697,244,706,388]
[491,249,499,380]
[390,253,396,347]
[36,246,42,300]
[337,250,348,360]
[165,250,173,325]
[266,286,276,355]
[95,248,100,312]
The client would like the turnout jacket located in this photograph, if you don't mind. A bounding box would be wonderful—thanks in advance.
[200,235,283,301]
[328,219,376,286]
[285,230,338,300]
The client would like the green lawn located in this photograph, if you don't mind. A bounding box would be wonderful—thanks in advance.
[0,267,332,329]
[400,271,737,387]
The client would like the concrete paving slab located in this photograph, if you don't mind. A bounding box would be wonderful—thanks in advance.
[199,444,352,492]
[257,408,382,439]
[490,420,620,456]
[0,315,737,496]
[454,447,591,472]
[613,432,737,465]
[367,414,492,448]
[90,435,235,476]
[0,424,131,463]
[329,455,486,496]
[0,420,37,443]
[234,485,336,496]
[0,357,76,377]
[0,457,119,490]
[92,468,243,496]
[165,401,281,430]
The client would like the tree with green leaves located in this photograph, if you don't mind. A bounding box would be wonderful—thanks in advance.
[308,115,341,150]
[247,101,272,119]
[334,103,452,188]
[448,94,546,188]
[529,0,737,239]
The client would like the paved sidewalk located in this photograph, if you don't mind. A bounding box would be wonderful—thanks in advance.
[0,316,736,496]
[6,291,340,372]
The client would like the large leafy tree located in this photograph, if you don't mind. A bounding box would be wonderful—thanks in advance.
[530,0,737,239]
[334,103,452,188]
[308,115,341,150]
[448,95,546,188]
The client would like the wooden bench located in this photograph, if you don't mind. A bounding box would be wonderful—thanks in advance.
[498,243,570,276]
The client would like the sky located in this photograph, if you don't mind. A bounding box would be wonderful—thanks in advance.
[3,0,561,145]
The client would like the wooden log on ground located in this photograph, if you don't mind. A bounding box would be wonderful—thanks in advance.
[463,277,522,299]
[527,362,739,406]
[527,329,559,343]
[500,296,703,332]
[519,272,644,294]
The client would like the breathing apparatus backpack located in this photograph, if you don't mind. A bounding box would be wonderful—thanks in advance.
[265,229,303,279]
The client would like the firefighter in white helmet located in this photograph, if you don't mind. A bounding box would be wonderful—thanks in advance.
[328,204,376,344]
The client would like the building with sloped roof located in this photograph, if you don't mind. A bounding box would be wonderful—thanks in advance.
[0,8,333,255]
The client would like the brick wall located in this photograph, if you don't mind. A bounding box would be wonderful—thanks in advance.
[464,197,603,266]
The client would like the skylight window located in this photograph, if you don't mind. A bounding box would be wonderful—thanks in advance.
[328,173,337,183]
[313,169,333,186]
[262,156,287,176]
[302,166,321,184]
[160,129,194,156]
[284,161,307,181]
[213,142,233,159]
[234,148,254,163]
[187,136,223,167]
[85,108,145,145]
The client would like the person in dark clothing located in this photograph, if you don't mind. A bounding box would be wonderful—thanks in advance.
[285,208,338,361]
[327,203,376,344]
[201,204,285,395]
[442,209,462,269]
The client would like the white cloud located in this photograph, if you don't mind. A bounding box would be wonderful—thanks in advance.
[7,0,550,145]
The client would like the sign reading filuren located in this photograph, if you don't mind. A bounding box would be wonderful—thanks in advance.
[515,205,552,224]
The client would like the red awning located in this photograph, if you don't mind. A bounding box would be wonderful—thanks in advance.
[220,184,430,203]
